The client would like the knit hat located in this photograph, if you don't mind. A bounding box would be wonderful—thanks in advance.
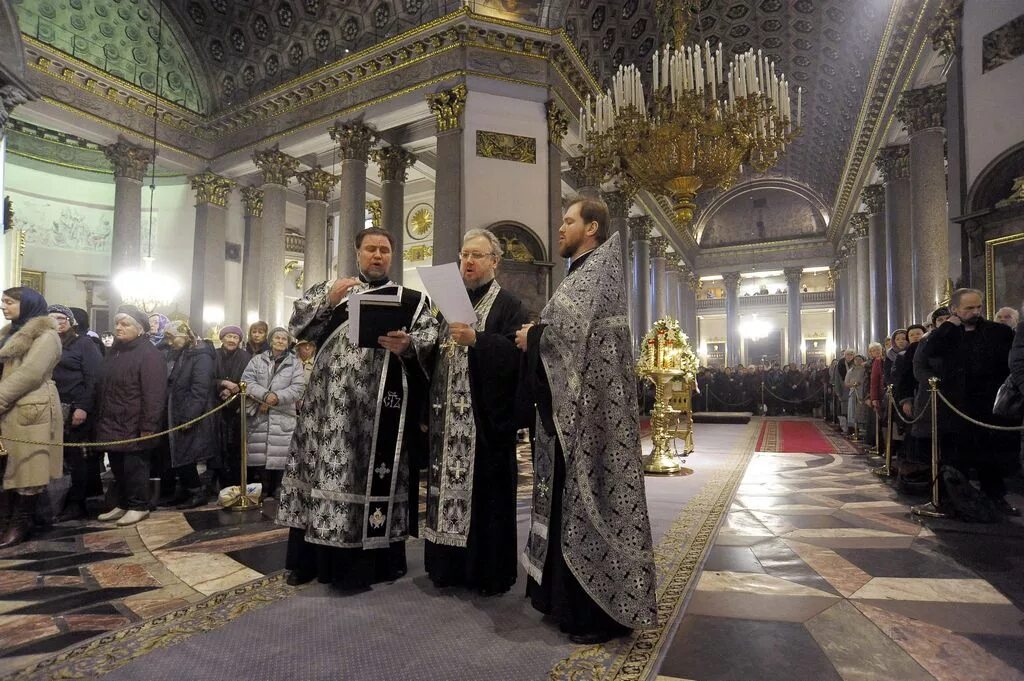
[219,325,244,340]
[46,304,78,326]
[114,305,150,334]
[268,327,291,342]
[69,307,90,331]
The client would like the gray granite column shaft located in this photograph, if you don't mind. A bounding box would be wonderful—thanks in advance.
[373,146,415,285]
[724,271,741,367]
[629,216,652,343]
[433,129,463,265]
[910,127,949,318]
[188,172,234,332]
[304,200,328,287]
[785,268,803,364]
[338,159,367,270]
[853,226,871,351]
[878,145,913,326]
[650,237,668,321]
[865,199,888,341]
[680,272,698,344]
[240,187,263,325]
[260,184,287,326]
[103,140,152,314]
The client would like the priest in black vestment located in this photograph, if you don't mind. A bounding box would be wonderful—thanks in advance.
[516,197,657,644]
[423,228,528,596]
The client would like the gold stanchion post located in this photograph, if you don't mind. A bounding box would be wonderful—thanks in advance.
[912,377,947,518]
[872,387,894,478]
[230,381,261,512]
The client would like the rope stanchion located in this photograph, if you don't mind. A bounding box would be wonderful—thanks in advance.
[935,390,1024,432]
[761,382,825,405]
[872,387,895,478]
[228,382,260,512]
[912,377,947,518]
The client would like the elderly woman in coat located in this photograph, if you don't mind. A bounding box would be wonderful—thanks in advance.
[844,354,867,437]
[0,287,63,547]
[240,327,304,500]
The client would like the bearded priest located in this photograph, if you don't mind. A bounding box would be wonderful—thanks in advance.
[515,196,657,644]
[423,228,529,596]
[278,227,438,589]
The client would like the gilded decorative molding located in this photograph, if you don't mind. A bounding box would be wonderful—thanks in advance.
[687,272,702,293]
[995,176,1024,208]
[240,186,264,218]
[252,146,299,186]
[189,171,236,207]
[722,272,742,290]
[546,100,569,147]
[862,184,885,214]
[875,145,910,182]
[405,244,434,262]
[476,130,536,164]
[929,0,963,58]
[328,120,377,162]
[850,212,869,239]
[296,167,339,203]
[426,84,468,133]
[896,83,947,135]
[102,139,153,181]
[664,251,681,269]
[367,200,383,228]
[629,215,653,241]
[603,190,632,219]
[649,237,669,259]
[372,146,417,183]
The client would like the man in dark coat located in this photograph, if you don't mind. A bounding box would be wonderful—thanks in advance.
[424,229,528,596]
[211,325,251,491]
[914,290,1017,514]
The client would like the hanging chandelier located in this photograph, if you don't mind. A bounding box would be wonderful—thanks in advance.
[579,31,801,225]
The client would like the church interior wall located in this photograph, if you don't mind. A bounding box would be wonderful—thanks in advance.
[961,0,1024,189]
[401,185,436,293]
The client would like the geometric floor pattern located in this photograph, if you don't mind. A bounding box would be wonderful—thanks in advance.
[656,428,1024,681]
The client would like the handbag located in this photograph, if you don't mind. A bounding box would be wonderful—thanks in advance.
[993,375,1023,419]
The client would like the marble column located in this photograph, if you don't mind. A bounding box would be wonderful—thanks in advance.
[103,139,153,313]
[427,85,467,265]
[829,264,843,353]
[239,186,263,326]
[876,145,913,326]
[851,213,871,350]
[252,146,299,327]
[665,253,683,322]
[372,146,416,284]
[188,171,234,332]
[862,184,888,340]
[328,120,375,272]
[843,234,860,351]
[898,84,949,319]
[629,216,652,342]
[680,268,699,345]
[723,271,741,367]
[546,102,569,293]
[785,267,803,364]
[296,167,339,290]
[604,189,633,334]
[649,236,668,321]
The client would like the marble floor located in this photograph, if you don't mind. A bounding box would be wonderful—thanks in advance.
[656,419,1024,681]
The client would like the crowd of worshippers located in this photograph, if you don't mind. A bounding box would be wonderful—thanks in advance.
[693,363,829,416]
[824,292,1024,520]
[0,197,656,645]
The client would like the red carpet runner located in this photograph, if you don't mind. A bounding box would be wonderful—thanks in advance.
[756,420,837,454]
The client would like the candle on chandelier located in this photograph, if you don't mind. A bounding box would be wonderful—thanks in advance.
[797,86,802,127]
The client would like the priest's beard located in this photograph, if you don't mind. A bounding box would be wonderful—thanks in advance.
[464,274,494,291]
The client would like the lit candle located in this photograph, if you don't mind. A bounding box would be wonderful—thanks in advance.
[653,51,659,91]
[797,86,802,127]
[717,43,723,84]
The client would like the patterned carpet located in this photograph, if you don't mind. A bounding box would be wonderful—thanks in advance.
[757,419,846,454]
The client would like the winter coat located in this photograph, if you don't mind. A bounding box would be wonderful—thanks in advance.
[0,317,63,489]
[1009,321,1024,449]
[241,351,305,470]
[53,333,103,420]
[167,343,219,468]
[94,335,167,452]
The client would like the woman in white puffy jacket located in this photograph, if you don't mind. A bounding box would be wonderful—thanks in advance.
[240,327,305,499]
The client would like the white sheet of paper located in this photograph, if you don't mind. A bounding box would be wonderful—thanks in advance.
[415,263,476,325]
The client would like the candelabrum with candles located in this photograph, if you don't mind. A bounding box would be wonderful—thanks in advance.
[637,318,700,475]
[579,41,801,225]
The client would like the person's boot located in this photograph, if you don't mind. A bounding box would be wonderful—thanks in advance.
[55,500,87,523]
[0,490,14,535]
[173,489,207,510]
[0,494,37,549]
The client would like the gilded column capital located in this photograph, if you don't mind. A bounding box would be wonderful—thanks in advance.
[546,100,569,147]
[372,146,417,184]
[649,236,669,258]
[296,167,339,203]
[367,199,382,228]
[929,0,963,59]
[664,251,681,268]
[253,146,299,186]
[687,272,702,292]
[603,190,632,219]
[850,212,869,239]
[862,184,885,214]
[0,84,30,131]
[629,215,653,241]
[896,84,947,135]
[783,266,803,283]
[328,120,377,162]
[722,271,742,290]
[240,186,264,217]
[827,265,838,289]
[426,84,468,133]
[875,145,910,182]
[103,139,153,181]
[189,171,235,207]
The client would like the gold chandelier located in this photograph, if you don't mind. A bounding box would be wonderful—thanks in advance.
[579,39,801,224]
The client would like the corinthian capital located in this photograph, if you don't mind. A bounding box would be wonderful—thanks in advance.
[240,186,264,217]
[426,84,468,133]
[850,212,869,239]
[546,101,569,147]
[189,171,235,207]
[929,0,963,59]
[722,272,742,290]
[875,145,910,182]
[328,120,377,162]
[0,85,30,131]
[603,190,632,219]
[103,139,153,181]
[862,184,885,214]
[628,215,653,241]
[253,146,299,186]
[649,236,669,258]
[296,167,339,203]
[372,146,417,184]
[896,84,946,135]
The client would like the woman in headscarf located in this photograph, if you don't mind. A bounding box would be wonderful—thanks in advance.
[245,321,270,356]
[148,314,170,348]
[240,327,305,500]
[211,325,250,491]
[161,320,218,509]
[0,287,63,546]
[844,354,867,437]
[48,304,104,522]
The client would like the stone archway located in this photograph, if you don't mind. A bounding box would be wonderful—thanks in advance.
[486,221,550,320]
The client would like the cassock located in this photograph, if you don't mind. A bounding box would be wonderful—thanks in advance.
[277,277,438,588]
[423,279,528,595]
[521,232,658,638]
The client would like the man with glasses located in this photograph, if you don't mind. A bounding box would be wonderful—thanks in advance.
[424,229,528,596]
[514,196,657,644]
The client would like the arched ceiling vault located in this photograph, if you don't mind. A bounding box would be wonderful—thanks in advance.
[694,178,829,247]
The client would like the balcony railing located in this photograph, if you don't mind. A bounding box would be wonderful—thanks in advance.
[695,290,834,311]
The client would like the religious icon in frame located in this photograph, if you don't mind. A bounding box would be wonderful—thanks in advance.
[21,269,45,295]
[985,232,1024,318]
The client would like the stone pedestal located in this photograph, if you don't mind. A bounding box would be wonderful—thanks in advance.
[863,184,888,340]
[427,85,467,265]
[629,216,652,341]
[328,121,375,273]
[297,167,339,289]
[188,171,234,331]
[240,187,263,326]
[877,145,913,326]
[103,139,152,313]
[723,271,741,367]
[852,213,871,350]
[546,102,569,293]
[650,237,668,321]
[373,146,416,284]
[253,147,299,327]
[785,267,803,364]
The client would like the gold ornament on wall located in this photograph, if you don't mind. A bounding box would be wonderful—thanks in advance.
[367,200,383,229]
[476,130,537,164]
[407,204,434,239]
[405,245,434,262]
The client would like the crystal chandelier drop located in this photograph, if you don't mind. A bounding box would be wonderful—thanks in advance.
[114,257,181,314]
[579,37,801,225]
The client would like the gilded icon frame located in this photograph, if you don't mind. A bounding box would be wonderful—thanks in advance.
[984,232,1024,319]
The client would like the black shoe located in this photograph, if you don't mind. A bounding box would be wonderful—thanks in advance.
[157,490,190,508]
[568,630,619,645]
[285,570,315,586]
[993,498,1021,517]
[173,490,207,510]
[55,501,87,523]
[0,494,37,549]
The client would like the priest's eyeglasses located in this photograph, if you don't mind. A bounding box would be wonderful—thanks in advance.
[458,251,496,261]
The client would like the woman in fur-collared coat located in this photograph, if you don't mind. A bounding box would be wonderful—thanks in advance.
[0,287,63,548]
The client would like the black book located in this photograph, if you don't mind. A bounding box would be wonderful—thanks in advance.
[352,291,416,349]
